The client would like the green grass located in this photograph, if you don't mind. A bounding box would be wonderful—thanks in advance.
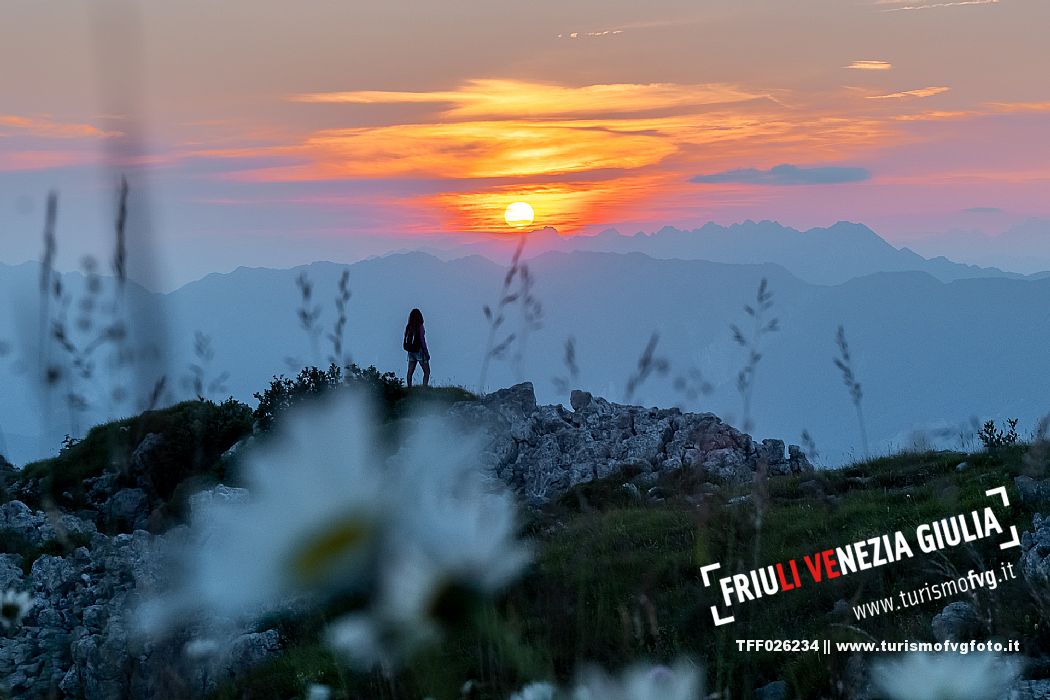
[15,398,252,527]
[221,444,1048,699]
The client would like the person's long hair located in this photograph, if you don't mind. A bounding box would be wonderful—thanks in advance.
[406,308,424,333]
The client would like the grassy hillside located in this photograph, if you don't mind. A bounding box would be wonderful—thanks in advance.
[5,371,1044,698]
[219,445,1047,699]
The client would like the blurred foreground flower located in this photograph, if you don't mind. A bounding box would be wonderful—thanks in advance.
[870,652,1020,700]
[510,661,704,700]
[572,661,704,700]
[304,683,332,700]
[1,589,33,631]
[138,388,530,672]
[509,681,557,700]
[138,392,385,631]
[327,411,531,669]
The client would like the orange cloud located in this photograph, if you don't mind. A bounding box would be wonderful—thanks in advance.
[866,86,950,100]
[986,101,1050,113]
[291,79,771,119]
[0,115,118,139]
[302,121,677,179]
[207,110,894,185]
[846,61,893,71]
[893,110,975,121]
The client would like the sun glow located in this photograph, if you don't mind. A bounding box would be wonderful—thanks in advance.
[504,201,535,228]
[205,78,960,233]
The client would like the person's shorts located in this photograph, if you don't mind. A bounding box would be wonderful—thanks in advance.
[407,350,430,363]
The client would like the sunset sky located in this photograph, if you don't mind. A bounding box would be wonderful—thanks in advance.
[2,0,1049,286]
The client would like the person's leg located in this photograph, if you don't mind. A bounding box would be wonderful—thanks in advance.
[407,359,417,387]
[421,361,430,387]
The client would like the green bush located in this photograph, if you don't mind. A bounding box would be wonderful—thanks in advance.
[17,397,252,513]
[253,365,347,431]
[978,418,1020,451]
[253,363,476,431]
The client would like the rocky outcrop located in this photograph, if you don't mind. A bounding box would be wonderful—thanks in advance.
[1021,513,1050,588]
[449,383,812,504]
[0,500,97,549]
[1,384,810,697]
[0,489,273,699]
[1016,477,1050,509]
[0,526,153,698]
[1004,680,1050,699]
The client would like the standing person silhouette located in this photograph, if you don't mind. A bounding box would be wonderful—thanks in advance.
[403,308,430,387]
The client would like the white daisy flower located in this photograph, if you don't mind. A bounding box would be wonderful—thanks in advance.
[0,589,33,631]
[183,637,221,659]
[326,412,531,669]
[510,681,558,700]
[304,683,332,700]
[386,413,531,594]
[572,661,704,700]
[139,391,386,631]
[139,388,531,674]
[870,652,1020,700]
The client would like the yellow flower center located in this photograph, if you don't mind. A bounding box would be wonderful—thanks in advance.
[290,517,372,586]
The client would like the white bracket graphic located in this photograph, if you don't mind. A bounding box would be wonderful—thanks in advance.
[699,563,736,625]
[985,486,1010,507]
[985,486,1019,549]
[700,563,722,587]
[710,605,735,626]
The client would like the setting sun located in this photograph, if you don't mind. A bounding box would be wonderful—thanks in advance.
[504,201,535,228]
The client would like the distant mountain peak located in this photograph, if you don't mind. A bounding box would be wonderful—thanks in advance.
[516,219,1023,285]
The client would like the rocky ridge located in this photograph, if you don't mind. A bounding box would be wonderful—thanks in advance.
[450,382,813,504]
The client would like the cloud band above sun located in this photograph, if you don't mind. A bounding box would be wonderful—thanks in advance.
[291,79,772,119]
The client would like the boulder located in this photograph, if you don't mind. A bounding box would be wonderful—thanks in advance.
[1016,476,1050,508]
[931,601,982,641]
[788,444,814,473]
[102,488,151,533]
[127,432,166,492]
[0,553,23,590]
[85,472,121,505]
[223,629,283,676]
[1021,513,1050,587]
[0,500,49,548]
[569,389,593,411]
[31,554,79,595]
